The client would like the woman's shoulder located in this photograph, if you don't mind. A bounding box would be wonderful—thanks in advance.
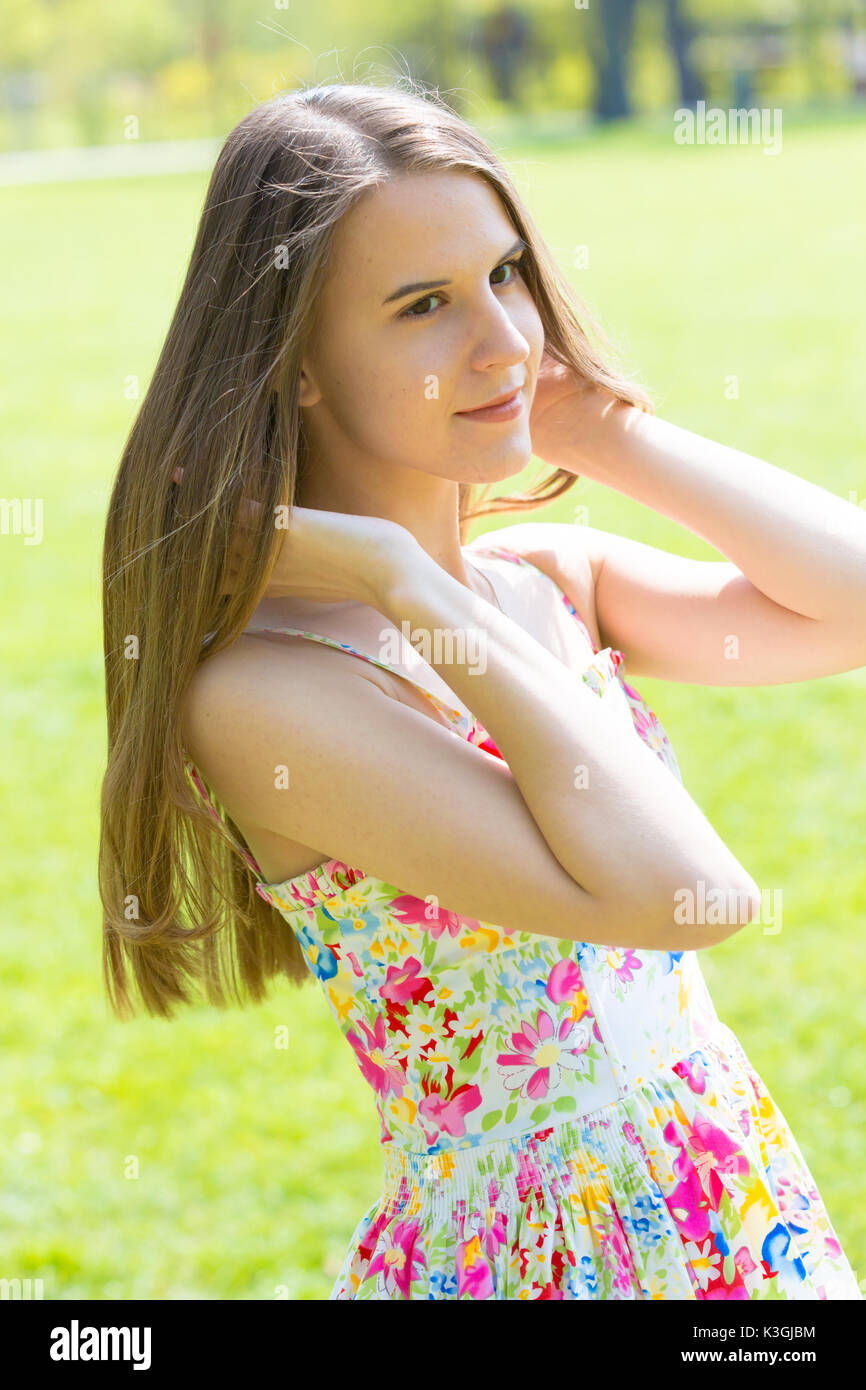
[180,628,385,765]
[181,633,381,887]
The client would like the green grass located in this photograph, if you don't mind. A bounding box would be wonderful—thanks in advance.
[1,114,864,1299]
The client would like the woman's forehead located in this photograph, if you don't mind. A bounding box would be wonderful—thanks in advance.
[324,172,518,291]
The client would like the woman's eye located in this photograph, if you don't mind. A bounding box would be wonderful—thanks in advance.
[398,258,524,320]
[490,257,523,286]
[401,294,443,319]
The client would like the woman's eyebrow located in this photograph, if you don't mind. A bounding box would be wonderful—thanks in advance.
[381,237,528,305]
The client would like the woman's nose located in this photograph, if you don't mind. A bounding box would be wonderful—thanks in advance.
[469,297,533,371]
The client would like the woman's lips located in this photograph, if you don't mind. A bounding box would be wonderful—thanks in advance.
[455,388,523,423]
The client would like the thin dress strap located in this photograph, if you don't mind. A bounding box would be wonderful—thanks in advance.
[241,629,485,742]
[183,757,264,877]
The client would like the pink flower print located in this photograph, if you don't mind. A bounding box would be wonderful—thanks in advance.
[329,862,366,892]
[356,1204,395,1265]
[379,956,434,1006]
[603,1213,639,1297]
[484,1176,518,1232]
[623,689,658,742]
[456,1233,495,1298]
[482,1206,508,1262]
[345,950,364,979]
[346,1014,406,1098]
[685,1113,750,1200]
[462,1203,509,1264]
[663,1113,747,1214]
[823,1234,842,1260]
[672,1054,708,1096]
[734,1244,758,1279]
[627,704,651,741]
[418,1082,482,1139]
[666,1163,711,1243]
[476,731,505,761]
[284,869,323,910]
[546,957,589,1011]
[622,1119,654,1172]
[498,1009,591,1102]
[388,894,475,940]
[366,1219,428,1298]
[515,1150,546,1206]
[603,948,643,985]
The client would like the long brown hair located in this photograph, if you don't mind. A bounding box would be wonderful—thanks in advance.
[99,79,654,1021]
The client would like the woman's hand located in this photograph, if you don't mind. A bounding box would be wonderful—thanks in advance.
[171,467,421,607]
[529,353,632,475]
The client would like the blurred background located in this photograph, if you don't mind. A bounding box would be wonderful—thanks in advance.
[1,0,864,1299]
[3,0,866,151]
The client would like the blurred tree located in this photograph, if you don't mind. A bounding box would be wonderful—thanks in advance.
[663,0,704,105]
[586,0,706,120]
[588,0,639,119]
[838,13,866,99]
[4,70,43,149]
[478,5,533,106]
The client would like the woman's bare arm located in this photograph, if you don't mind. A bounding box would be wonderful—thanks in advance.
[183,551,759,952]
[376,554,759,934]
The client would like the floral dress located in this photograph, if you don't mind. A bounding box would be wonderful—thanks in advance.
[184,544,862,1300]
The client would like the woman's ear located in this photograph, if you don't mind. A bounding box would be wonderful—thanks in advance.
[298,364,322,408]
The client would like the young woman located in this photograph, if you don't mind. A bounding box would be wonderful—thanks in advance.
[100,81,866,1300]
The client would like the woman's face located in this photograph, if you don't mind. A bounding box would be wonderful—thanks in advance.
[298,169,546,487]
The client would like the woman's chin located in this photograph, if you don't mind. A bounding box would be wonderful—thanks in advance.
[444,441,534,487]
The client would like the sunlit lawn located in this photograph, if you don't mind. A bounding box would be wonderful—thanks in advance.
[1,112,864,1298]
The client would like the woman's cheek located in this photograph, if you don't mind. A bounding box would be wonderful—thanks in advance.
[378,346,449,421]
[343,364,433,456]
